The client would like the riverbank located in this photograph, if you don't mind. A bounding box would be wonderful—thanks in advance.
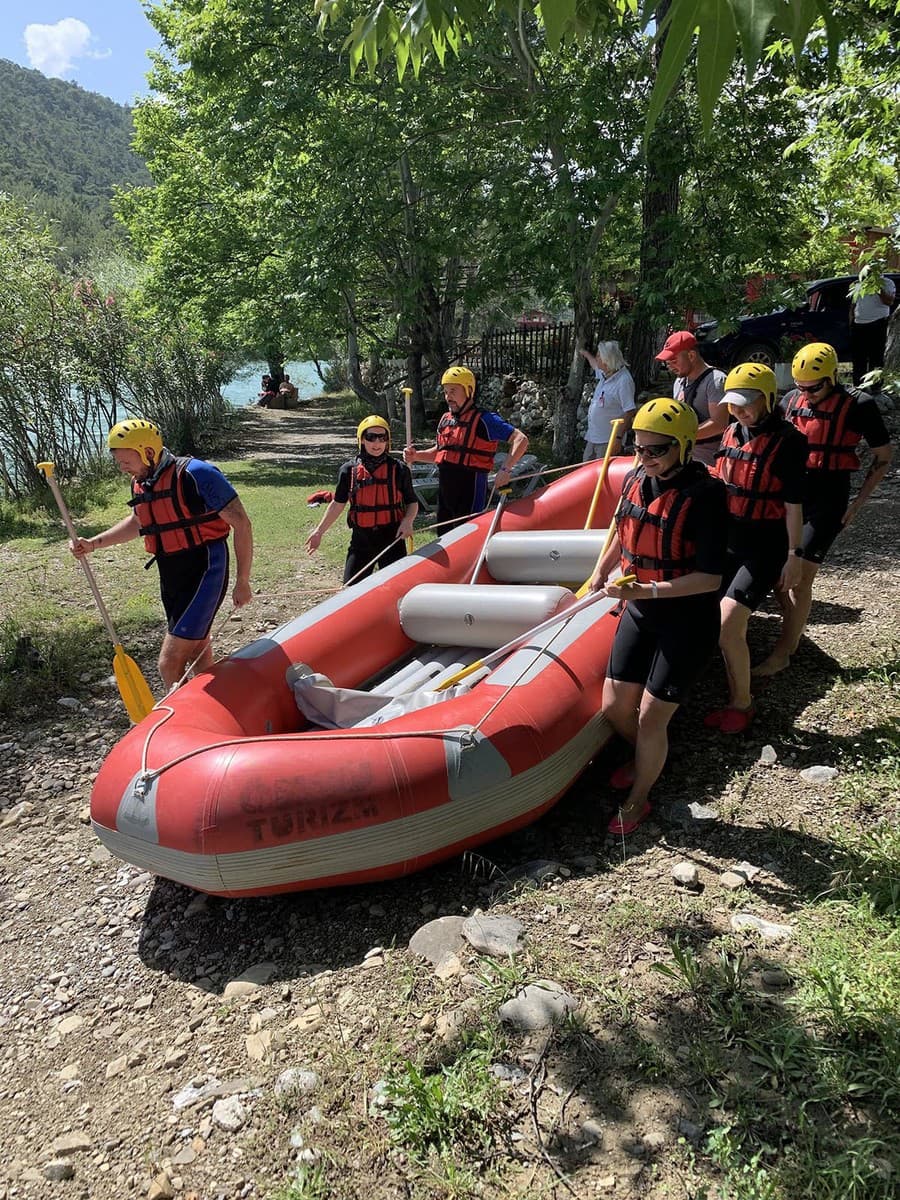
[0,400,897,1200]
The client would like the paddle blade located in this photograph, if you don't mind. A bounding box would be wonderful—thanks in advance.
[112,645,156,723]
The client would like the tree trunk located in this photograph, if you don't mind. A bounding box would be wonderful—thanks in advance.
[884,306,900,377]
[346,313,385,414]
[555,261,593,462]
[624,1,684,394]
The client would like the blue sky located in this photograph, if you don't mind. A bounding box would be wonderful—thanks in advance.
[0,3,160,106]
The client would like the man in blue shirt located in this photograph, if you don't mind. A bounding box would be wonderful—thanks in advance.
[70,419,253,688]
[404,367,529,529]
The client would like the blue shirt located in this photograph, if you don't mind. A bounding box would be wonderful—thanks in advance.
[183,458,238,513]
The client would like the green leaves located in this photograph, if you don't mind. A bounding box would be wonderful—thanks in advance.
[320,0,846,139]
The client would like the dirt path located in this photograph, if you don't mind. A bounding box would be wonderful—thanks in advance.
[234,397,359,466]
[1,405,897,1200]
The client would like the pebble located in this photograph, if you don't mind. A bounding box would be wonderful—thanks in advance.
[274,1069,319,1098]
[720,870,748,890]
[761,968,792,989]
[799,765,839,784]
[461,912,525,957]
[671,862,699,888]
[731,912,794,941]
[212,1095,248,1131]
[498,981,578,1031]
[759,744,778,765]
[42,1160,76,1181]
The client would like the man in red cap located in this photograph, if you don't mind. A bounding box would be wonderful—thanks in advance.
[655,331,727,466]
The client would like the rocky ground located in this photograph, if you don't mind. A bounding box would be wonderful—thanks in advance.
[1,398,898,1200]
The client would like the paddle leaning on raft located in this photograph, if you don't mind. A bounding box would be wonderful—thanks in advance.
[89,456,632,897]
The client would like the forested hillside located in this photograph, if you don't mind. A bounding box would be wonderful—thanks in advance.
[0,58,149,263]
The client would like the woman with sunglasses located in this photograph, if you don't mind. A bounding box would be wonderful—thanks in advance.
[306,415,418,584]
[754,342,893,676]
[706,364,808,732]
[588,399,728,835]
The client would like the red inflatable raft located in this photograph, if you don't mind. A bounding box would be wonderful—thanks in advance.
[90,458,630,897]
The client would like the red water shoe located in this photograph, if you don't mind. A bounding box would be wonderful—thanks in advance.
[705,706,755,734]
[607,801,652,836]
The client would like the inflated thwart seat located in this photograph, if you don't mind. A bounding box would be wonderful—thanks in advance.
[398,584,575,650]
[484,529,609,584]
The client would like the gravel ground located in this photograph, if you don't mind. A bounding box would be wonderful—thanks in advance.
[1,403,897,1200]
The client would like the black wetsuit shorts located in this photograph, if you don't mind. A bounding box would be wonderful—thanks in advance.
[607,594,721,706]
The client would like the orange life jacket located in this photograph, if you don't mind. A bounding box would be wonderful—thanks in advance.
[783,386,860,471]
[348,456,406,529]
[435,406,497,472]
[714,423,787,521]
[130,457,230,556]
[616,466,708,582]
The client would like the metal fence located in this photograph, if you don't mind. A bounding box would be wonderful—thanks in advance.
[451,319,609,383]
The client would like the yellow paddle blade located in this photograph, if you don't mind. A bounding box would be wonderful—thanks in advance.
[112,644,156,723]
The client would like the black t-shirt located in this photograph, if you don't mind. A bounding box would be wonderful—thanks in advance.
[334,455,418,507]
[780,387,891,464]
[723,412,809,507]
[633,461,729,577]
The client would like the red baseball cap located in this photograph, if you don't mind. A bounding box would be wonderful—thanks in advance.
[656,331,698,362]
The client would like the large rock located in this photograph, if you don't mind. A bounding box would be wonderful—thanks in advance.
[461,913,525,958]
[499,981,578,1031]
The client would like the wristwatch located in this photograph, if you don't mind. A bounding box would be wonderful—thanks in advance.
[791,547,805,558]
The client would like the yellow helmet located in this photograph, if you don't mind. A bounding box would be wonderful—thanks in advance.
[724,363,777,412]
[632,399,698,464]
[792,342,838,384]
[441,365,476,399]
[357,414,391,449]
[107,419,162,466]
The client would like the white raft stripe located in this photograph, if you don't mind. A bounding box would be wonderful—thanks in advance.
[93,712,612,893]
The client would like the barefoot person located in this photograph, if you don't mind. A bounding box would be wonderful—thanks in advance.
[706,365,807,732]
[754,342,893,676]
[306,415,418,583]
[588,400,727,835]
[70,419,253,688]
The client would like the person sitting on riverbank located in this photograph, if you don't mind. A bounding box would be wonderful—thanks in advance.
[278,374,299,409]
[306,415,418,584]
[257,375,277,407]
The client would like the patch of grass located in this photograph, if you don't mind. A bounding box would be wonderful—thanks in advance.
[382,1040,505,1169]
[268,1161,331,1200]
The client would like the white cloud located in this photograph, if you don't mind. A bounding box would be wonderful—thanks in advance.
[23,18,110,79]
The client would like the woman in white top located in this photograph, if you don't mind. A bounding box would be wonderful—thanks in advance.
[579,341,636,461]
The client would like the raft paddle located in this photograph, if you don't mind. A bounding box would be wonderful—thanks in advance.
[433,584,623,692]
[583,417,623,530]
[401,386,415,555]
[468,489,509,584]
[37,461,155,724]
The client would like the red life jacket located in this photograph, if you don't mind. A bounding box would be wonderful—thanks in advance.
[348,456,406,529]
[435,405,497,471]
[130,456,230,556]
[714,423,786,521]
[616,466,708,582]
[783,386,860,471]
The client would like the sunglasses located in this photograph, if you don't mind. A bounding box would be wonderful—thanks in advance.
[634,441,676,459]
[795,381,827,394]
[363,431,389,442]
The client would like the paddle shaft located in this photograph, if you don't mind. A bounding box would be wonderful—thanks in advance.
[401,386,414,553]
[583,417,624,531]
[37,464,122,648]
[468,490,508,584]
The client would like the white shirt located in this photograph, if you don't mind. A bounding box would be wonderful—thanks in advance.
[854,276,896,324]
[585,367,636,445]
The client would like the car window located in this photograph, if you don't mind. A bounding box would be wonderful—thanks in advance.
[809,282,851,312]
